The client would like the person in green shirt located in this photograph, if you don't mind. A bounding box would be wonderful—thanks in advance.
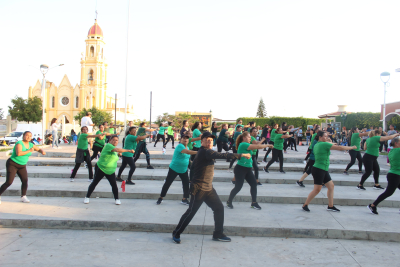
[216,124,232,153]
[303,126,320,164]
[343,127,369,175]
[157,133,199,205]
[302,131,356,213]
[133,122,156,169]
[263,127,292,173]
[116,127,149,184]
[84,135,135,205]
[90,124,112,161]
[103,122,118,143]
[357,129,400,190]
[263,124,279,162]
[249,127,266,185]
[369,136,400,214]
[164,122,179,149]
[227,131,272,210]
[190,122,203,162]
[228,126,244,171]
[70,126,106,182]
[296,138,318,187]
[234,119,244,132]
[211,122,222,147]
[0,131,46,204]
[154,122,167,148]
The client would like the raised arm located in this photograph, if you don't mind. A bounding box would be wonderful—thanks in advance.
[182,149,197,155]
[380,133,400,142]
[87,133,106,138]
[358,132,369,137]
[205,149,249,160]
[248,144,273,150]
[331,145,357,151]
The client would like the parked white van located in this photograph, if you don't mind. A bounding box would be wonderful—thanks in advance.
[0,124,42,145]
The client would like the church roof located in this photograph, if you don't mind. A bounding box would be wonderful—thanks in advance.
[88,20,103,37]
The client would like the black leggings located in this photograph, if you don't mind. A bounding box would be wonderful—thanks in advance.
[229,147,238,168]
[71,154,93,179]
[165,134,175,147]
[265,149,283,171]
[133,142,151,166]
[252,155,259,180]
[154,134,166,147]
[160,168,189,199]
[228,165,257,203]
[217,140,229,153]
[86,165,119,200]
[359,153,380,185]
[264,141,274,160]
[117,156,136,181]
[345,150,362,172]
[304,159,315,175]
[0,158,28,196]
[373,173,400,206]
[288,137,297,150]
[90,145,103,161]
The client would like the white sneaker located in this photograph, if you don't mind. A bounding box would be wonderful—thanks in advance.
[84,197,90,204]
[88,179,92,182]
[115,199,121,205]
[52,147,57,149]
[70,178,74,182]
[58,147,62,149]
[21,196,30,203]
[227,168,233,173]
[303,160,307,164]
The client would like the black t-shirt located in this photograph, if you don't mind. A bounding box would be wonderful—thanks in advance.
[262,128,269,138]
[327,127,334,134]
[211,126,218,132]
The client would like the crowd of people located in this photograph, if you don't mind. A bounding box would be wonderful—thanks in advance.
[1,114,400,244]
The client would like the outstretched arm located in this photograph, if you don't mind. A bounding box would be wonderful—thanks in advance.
[32,145,46,155]
[380,133,400,142]
[182,149,197,155]
[331,145,357,151]
[205,149,249,160]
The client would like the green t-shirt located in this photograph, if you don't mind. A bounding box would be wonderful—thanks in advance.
[97,143,119,175]
[158,127,167,135]
[351,133,361,151]
[270,129,277,141]
[366,136,381,157]
[122,135,137,157]
[273,134,284,150]
[232,132,241,147]
[167,126,174,135]
[193,129,201,148]
[234,124,244,132]
[309,139,318,161]
[10,140,33,165]
[109,127,115,134]
[169,143,190,173]
[136,127,146,144]
[389,148,400,176]
[237,142,253,168]
[217,129,228,142]
[187,138,194,150]
[313,142,333,171]
[250,136,257,154]
[94,131,105,148]
[247,128,252,133]
[309,133,317,147]
[77,133,89,150]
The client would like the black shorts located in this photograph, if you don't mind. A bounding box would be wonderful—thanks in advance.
[311,167,332,185]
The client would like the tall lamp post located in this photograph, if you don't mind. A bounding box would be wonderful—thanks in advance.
[380,72,390,132]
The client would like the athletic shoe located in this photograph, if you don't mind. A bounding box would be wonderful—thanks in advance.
[212,234,231,242]
[327,206,340,212]
[156,198,163,205]
[126,180,135,185]
[231,180,235,185]
[115,199,121,205]
[226,201,234,209]
[373,185,385,190]
[322,184,326,188]
[303,160,306,164]
[85,163,88,169]
[70,178,74,182]
[257,162,260,165]
[181,199,189,205]
[172,235,181,244]
[88,179,93,182]
[84,197,90,204]
[147,165,154,169]
[280,170,286,174]
[284,151,288,154]
[116,177,124,182]
[154,144,156,147]
[227,168,233,173]
[172,147,175,149]
[251,202,262,210]
[368,204,378,215]
[343,171,349,175]
[296,180,305,187]
[257,182,262,186]
[263,167,269,173]
[302,205,310,212]
[21,196,30,203]
[357,185,366,190]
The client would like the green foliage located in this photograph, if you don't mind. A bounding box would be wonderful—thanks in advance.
[387,115,400,130]
[335,112,381,129]
[237,117,326,130]
[8,96,42,124]
[256,98,267,118]
[0,108,4,120]
[74,107,113,128]
[154,113,197,128]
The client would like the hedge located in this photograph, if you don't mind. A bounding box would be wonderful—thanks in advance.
[334,112,382,130]
[215,117,326,130]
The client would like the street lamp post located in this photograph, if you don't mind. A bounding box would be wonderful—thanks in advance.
[380,72,390,132]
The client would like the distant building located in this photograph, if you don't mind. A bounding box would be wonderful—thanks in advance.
[380,101,400,122]
[318,105,351,122]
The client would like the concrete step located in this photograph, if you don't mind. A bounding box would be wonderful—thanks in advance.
[1,196,399,242]
[1,178,398,208]
[3,166,388,187]
[23,158,390,174]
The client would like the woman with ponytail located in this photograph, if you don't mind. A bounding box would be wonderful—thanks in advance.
[343,127,369,175]
[263,127,292,173]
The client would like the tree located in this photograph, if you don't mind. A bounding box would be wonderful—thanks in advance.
[0,108,4,120]
[256,98,267,118]
[8,96,42,124]
[74,107,113,129]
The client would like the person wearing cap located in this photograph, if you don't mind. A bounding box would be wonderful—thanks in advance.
[172,132,251,244]
[156,132,201,205]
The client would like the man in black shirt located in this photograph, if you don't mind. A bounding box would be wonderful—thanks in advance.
[172,132,250,244]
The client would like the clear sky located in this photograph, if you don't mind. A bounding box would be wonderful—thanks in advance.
[1,0,400,121]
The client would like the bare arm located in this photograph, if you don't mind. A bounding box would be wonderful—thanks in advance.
[112,148,135,153]
[15,144,34,156]
[358,132,369,137]
[204,149,249,160]
[380,133,400,142]
[248,144,273,150]
[191,136,202,142]
[182,149,197,155]
[32,145,46,155]
[137,134,150,141]
[87,133,106,138]
[281,135,292,139]
[330,145,357,151]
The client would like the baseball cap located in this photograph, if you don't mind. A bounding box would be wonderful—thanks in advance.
[181,133,190,139]
[201,132,216,140]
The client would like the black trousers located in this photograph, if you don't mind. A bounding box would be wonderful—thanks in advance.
[160,168,189,199]
[173,187,224,238]
[360,153,380,185]
[133,142,151,166]
[86,165,119,200]
[228,138,234,150]
[252,155,259,180]
[229,147,238,168]
[373,173,400,206]
[165,134,175,147]
[264,141,274,160]
[217,140,229,153]
[90,145,103,161]
[71,154,93,179]
[117,156,136,181]
[154,134,166,147]
[304,159,315,175]
[345,150,362,172]
[0,158,28,196]
[265,149,283,171]
[228,165,257,203]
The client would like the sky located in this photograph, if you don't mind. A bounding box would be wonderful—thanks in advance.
[1,0,400,121]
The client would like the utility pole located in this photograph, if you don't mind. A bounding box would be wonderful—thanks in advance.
[115,93,117,125]
[149,91,152,143]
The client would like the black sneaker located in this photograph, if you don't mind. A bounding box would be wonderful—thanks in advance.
[368,204,378,215]
[126,180,135,185]
[257,162,260,165]
[357,185,366,190]
[172,147,175,149]
[147,165,154,169]
[343,171,349,175]
[156,198,163,205]
[231,180,236,185]
[358,171,364,175]
[257,182,262,186]
[154,144,156,147]
[212,234,231,242]
[181,199,189,205]
[226,201,234,209]
[280,170,286,174]
[172,233,181,244]
[263,167,269,173]
[302,205,310,212]
[373,185,385,190]
[251,202,262,210]
[116,177,124,182]
[327,206,340,212]
[296,180,305,187]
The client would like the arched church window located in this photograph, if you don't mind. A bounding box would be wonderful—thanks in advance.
[75,96,79,108]
[90,46,94,57]
[88,69,94,84]
[51,96,55,108]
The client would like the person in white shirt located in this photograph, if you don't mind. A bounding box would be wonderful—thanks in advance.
[50,118,61,149]
[81,112,95,149]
